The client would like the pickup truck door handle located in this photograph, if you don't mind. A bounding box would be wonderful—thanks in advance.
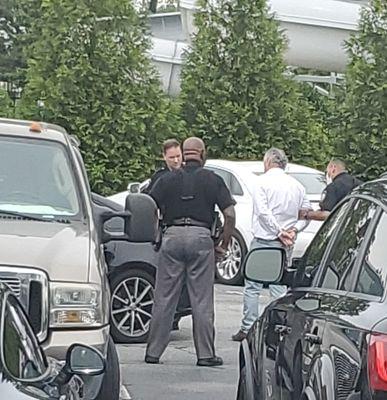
[304,333,322,345]
[275,324,292,335]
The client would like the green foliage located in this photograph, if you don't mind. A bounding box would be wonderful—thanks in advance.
[20,0,184,195]
[0,88,13,117]
[180,0,331,169]
[336,0,387,181]
[0,0,40,86]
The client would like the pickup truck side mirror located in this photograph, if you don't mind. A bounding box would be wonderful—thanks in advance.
[243,247,286,284]
[124,193,159,242]
[96,194,158,244]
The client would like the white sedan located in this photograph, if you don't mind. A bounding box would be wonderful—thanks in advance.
[108,159,326,285]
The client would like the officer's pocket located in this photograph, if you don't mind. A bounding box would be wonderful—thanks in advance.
[196,235,214,252]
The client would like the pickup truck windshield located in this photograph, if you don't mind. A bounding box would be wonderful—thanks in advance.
[0,136,80,217]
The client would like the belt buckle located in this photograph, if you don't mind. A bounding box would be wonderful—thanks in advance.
[184,217,192,225]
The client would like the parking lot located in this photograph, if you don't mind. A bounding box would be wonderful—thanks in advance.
[118,284,245,400]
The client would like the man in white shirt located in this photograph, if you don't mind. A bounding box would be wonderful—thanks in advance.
[232,148,311,341]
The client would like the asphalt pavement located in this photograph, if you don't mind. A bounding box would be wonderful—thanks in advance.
[117,284,246,400]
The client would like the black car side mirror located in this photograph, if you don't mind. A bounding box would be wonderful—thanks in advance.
[243,247,286,284]
[54,344,105,386]
[67,344,105,376]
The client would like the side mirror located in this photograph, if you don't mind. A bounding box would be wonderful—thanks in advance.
[243,247,286,284]
[66,344,105,376]
[96,194,159,243]
[127,182,141,194]
[124,193,159,242]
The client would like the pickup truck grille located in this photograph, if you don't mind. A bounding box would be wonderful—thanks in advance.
[0,276,22,297]
[0,266,48,343]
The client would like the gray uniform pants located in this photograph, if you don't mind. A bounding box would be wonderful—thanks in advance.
[146,226,216,360]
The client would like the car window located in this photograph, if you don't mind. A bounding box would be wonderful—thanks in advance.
[319,199,378,292]
[253,171,326,196]
[1,294,47,380]
[206,167,243,196]
[206,167,231,187]
[354,211,387,297]
[301,201,350,274]
[230,174,243,196]
[289,173,326,196]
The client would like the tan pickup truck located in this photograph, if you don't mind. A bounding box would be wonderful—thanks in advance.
[0,119,157,399]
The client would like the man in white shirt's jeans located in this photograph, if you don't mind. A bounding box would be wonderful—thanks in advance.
[232,148,311,342]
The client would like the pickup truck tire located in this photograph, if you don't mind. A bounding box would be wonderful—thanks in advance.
[110,268,155,343]
[96,336,120,400]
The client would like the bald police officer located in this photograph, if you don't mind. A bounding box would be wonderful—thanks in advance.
[145,137,236,367]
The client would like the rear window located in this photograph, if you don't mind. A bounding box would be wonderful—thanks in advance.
[252,171,326,195]
[289,173,326,195]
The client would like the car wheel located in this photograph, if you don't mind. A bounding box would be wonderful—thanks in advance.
[96,336,120,400]
[110,268,155,343]
[216,231,247,285]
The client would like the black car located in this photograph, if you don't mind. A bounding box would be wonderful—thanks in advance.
[92,193,191,344]
[0,282,105,399]
[237,177,387,400]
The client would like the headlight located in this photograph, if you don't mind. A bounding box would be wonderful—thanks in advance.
[50,283,103,328]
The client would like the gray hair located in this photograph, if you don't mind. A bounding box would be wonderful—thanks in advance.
[264,148,288,169]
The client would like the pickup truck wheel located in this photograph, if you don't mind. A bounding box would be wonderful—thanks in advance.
[216,231,247,285]
[96,336,120,400]
[110,269,155,343]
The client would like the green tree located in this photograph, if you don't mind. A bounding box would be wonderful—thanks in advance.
[336,0,387,180]
[20,0,184,194]
[0,87,12,117]
[0,0,40,86]
[180,0,331,168]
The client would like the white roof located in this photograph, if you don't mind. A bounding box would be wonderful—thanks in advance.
[205,159,323,175]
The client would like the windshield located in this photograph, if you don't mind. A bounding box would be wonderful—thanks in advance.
[290,173,326,195]
[0,136,80,217]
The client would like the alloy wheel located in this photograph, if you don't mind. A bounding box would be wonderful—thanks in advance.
[216,235,243,281]
[111,277,154,338]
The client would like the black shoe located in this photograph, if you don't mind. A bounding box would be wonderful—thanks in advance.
[197,356,223,367]
[145,355,160,364]
[232,330,247,342]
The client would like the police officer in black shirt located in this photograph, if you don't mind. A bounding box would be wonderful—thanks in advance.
[300,158,362,221]
[142,139,182,194]
[145,137,236,367]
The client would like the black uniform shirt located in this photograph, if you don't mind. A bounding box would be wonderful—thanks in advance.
[320,172,362,211]
[142,166,169,194]
[149,160,235,226]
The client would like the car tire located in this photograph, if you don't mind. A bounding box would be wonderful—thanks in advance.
[237,365,255,400]
[110,268,155,344]
[215,231,247,285]
[96,336,120,400]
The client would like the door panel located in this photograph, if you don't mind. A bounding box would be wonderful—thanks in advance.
[275,290,345,400]
[259,290,344,400]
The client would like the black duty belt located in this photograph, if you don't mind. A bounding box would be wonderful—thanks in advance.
[169,217,211,229]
